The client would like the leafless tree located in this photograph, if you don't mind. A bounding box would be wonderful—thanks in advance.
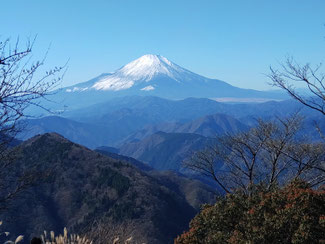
[269,57,325,116]
[184,115,325,195]
[0,37,64,211]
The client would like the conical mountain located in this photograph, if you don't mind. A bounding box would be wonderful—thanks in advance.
[66,54,233,94]
[52,54,285,110]
[91,54,203,91]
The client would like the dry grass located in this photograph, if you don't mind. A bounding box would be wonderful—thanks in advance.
[1,221,24,244]
[42,228,136,244]
[41,228,93,244]
[2,220,137,244]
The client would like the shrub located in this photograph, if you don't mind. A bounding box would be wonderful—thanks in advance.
[175,181,325,244]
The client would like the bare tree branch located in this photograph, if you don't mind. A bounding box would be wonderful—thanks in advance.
[0,36,64,211]
[183,115,325,195]
[269,57,325,116]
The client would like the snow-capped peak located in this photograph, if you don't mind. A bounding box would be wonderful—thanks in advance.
[120,54,174,78]
[92,54,194,91]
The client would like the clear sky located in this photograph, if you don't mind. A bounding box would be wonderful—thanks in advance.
[3,0,325,90]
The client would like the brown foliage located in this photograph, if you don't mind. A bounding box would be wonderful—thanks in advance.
[175,180,325,244]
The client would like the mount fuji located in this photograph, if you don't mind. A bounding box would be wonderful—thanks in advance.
[47,54,286,111]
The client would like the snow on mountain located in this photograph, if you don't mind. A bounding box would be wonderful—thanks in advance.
[92,54,199,91]
[66,54,208,93]
[141,85,155,91]
[57,54,286,108]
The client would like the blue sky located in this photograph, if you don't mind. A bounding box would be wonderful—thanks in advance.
[3,0,325,90]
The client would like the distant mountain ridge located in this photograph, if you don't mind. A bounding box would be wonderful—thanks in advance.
[21,96,314,149]
[122,113,249,144]
[119,131,215,171]
[18,116,111,148]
